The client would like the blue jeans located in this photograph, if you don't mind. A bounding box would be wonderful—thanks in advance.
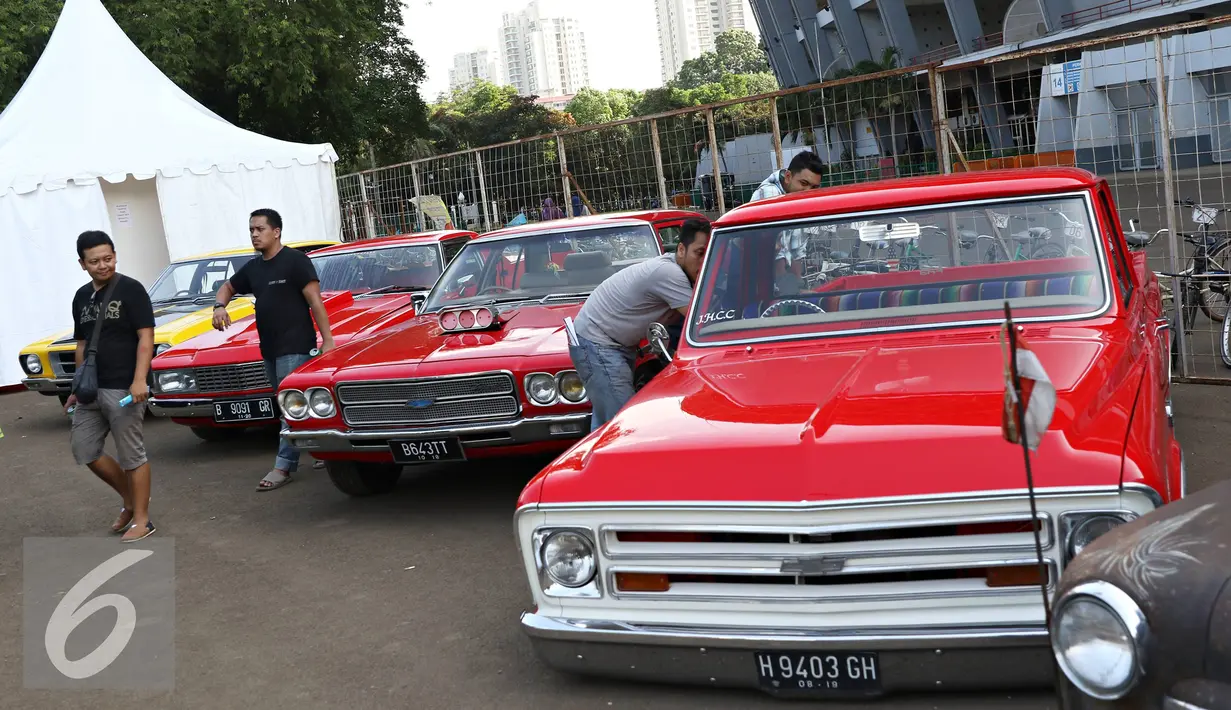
[568,336,637,430]
[265,353,313,473]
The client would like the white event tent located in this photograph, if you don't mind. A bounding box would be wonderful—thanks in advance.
[0,0,341,387]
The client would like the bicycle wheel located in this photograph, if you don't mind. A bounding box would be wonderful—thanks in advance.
[1222,311,1231,368]
[1031,243,1066,260]
[1197,239,1231,323]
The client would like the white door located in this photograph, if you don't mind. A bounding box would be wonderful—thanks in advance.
[1116,107,1159,170]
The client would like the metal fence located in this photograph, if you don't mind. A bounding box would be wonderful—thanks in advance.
[338,13,1231,383]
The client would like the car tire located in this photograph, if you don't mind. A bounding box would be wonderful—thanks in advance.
[326,461,402,497]
[191,426,241,443]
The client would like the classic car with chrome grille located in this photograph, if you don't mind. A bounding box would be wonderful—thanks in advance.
[17,240,337,405]
[1050,478,1226,709]
[513,169,1183,699]
[275,210,703,497]
[148,231,476,441]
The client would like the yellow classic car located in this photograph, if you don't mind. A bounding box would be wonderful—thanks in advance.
[18,240,338,404]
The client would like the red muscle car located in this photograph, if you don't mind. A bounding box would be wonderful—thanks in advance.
[275,210,703,496]
[513,169,1184,699]
[148,230,476,440]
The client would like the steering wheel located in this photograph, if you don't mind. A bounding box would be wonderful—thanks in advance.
[760,299,825,318]
[479,286,512,295]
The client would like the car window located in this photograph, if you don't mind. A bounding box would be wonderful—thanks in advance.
[658,225,682,253]
[422,224,661,312]
[688,195,1111,344]
[441,237,470,265]
[148,255,254,304]
[1098,193,1134,304]
[312,245,443,294]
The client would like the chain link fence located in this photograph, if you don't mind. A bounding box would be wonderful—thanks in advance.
[336,13,1231,383]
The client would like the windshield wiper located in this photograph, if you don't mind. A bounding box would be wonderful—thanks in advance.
[538,292,591,304]
[360,285,427,297]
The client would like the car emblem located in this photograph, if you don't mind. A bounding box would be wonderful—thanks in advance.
[406,398,435,409]
[779,556,847,576]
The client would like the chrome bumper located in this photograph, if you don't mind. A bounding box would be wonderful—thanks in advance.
[520,613,1054,695]
[22,377,70,394]
[149,393,274,419]
[281,413,592,453]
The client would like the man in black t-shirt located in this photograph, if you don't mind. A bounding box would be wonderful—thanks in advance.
[213,208,336,491]
[66,231,158,542]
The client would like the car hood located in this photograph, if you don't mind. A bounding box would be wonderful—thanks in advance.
[298,302,582,380]
[38,299,237,349]
[536,325,1144,504]
[154,291,415,368]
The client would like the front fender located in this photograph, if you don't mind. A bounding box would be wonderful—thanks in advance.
[1121,354,1175,503]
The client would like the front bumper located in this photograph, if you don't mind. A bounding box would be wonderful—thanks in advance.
[149,393,276,421]
[22,377,71,394]
[281,413,592,453]
[520,613,1055,696]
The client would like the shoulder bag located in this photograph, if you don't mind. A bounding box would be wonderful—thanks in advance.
[71,277,120,405]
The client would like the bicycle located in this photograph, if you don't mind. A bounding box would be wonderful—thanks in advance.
[1172,198,1231,324]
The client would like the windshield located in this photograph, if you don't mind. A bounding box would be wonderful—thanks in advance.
[313,244,443,295]
[148,255,255,304]
[421,224,661,312]
[688,195,1109,345]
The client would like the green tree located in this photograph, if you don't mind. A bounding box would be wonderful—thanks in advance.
[672,29,772,90]
[0,0,429,170]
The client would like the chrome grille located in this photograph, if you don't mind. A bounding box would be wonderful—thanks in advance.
[53,351,76,377]
[193,362,271,394]
[338,373,519,427]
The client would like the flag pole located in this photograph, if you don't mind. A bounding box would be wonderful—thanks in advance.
[1004,301,1066,707]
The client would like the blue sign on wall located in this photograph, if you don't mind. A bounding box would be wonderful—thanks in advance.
[1050,60,1082,96]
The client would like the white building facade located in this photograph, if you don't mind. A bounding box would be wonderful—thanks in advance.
[448,49,497,91]
[656,0,748,84]
[497,1,590,97]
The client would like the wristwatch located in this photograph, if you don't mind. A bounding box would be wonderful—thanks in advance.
[213,304,226,309]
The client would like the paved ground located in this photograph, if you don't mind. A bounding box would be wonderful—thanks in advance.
[1,384,1227,709]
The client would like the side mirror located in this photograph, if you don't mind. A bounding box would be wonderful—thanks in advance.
[411,293,426,311]
[647,322,673,363]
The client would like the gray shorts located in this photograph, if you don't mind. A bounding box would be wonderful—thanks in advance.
[71,389,148,471]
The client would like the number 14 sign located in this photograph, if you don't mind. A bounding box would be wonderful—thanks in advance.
[1049,61,1081,97]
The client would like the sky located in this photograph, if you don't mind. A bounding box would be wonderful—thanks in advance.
[401,0,760,102]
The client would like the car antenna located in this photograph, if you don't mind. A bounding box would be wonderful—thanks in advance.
[1001,301,1067,709]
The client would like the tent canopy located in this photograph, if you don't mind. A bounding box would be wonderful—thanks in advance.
[0,0,338,194]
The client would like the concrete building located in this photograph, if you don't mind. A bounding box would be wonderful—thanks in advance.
[749,0,1231,162]
[657,0,750,84]
[496,1,590,97]
[448,50,497,91]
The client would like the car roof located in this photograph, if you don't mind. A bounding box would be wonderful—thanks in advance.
[595,209,705,222]
[180,240,339,261]
[715,168,1105,229]
[473,216,656,243]
[306,230,477,257]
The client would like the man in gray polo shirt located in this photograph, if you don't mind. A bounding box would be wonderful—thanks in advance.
[570,218,711,428]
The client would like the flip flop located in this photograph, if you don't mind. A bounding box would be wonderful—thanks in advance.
[111,507,133,534]
[120,521,156,543]
[256,470,293,492]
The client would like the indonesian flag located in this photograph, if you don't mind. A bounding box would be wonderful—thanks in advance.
[1001,323,1057,451]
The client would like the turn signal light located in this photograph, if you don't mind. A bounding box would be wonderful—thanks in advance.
[439,307,499,333]
[615,573,671,592]
[985,564,1047,588]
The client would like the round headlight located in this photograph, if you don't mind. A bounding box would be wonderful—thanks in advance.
[557,371,586,403]
[542,531,596,588]
[527,373,558,405]
[23,354,42,375]
[306,388,336,418]
[279,390,309,420]
[154,343,171,356]
[1069,514,1126,559]
[1052,583,1146,700]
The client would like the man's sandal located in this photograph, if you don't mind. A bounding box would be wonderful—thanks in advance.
[111,508,133,534]
[256,470,293,492]
[120,521,156,543]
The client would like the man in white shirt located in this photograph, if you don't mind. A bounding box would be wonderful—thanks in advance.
[749,150,826,291]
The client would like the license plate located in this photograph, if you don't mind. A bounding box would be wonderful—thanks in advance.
[755,651,881,695]
[389,436,466,464]
[213,398,276,423]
